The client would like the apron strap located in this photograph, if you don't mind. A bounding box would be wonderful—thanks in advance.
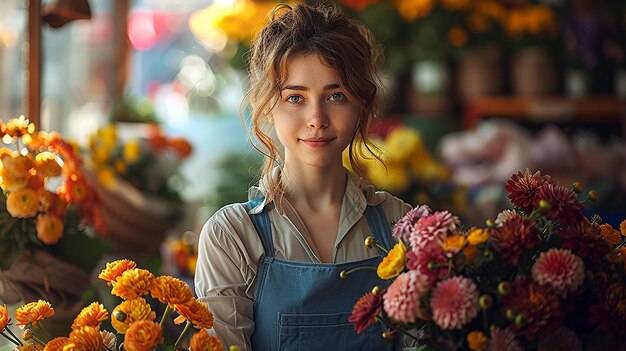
[242,199,275,257]
[364,205,392,253]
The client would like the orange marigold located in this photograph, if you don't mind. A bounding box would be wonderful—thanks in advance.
[111,297,156,334]
[43,337,69,351]
[111,268,154,300]
[71,302,109,329]
[173,300,214,329]
[64,326,102,351]
[150,276,194,305]
[15,300,54,326]
[0,304,9,329]
[98,259,137,286]
[123,320,163,351]
[190,329,223,351]
[599,223,622,245]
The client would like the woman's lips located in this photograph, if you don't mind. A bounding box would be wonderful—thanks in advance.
[300,137,334,148]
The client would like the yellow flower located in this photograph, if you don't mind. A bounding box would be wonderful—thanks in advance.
[123,140,142,163]
[1,152,34,178]
[111,297,156,334]
[35,152,62,178]
[377,241,407,280]
[173,300,214,329]
[96,167,116,187]
[43,337,69,351]
[98,259,137,286]
[92,145,111,164]
[384,127,422,163]
[467,331,487,351]
[35,213,64,245]
[190,329,223,351]
[3,116,36,138]
[63,326,101,351]
[71,302,109,329]
[599,223,622,245]
[99,124,117,148]
[0,304,8,329]
[123,320,163,351]
[15,300,54,326]
[0,168,28,191]
[111,268,155,300]
[467,228,490,246]
[443,235,467,253]
[150,276,194,305]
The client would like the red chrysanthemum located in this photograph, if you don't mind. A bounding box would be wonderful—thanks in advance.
[430,276,479,330]
[531,248,585,297]
[502,278,561,339]
[409,211,459,249]
[406,241,448,286]
[588,278,626,339]
[486,328,523,351]
[392,205,431,243]
[491,212,539,264]
[505,168,553,214]
[559,218,611,263]
[535,183,583,226]
[383,270,430,324]
[348,290,385,333]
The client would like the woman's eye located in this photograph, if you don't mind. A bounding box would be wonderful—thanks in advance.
[286,95,302,104]
[329,92,346,102]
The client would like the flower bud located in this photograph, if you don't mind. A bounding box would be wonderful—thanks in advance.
[485,219,495,228]
[588,191,599,201]
[505,309,516,320]
[427,261,436,271]
[515,314,525,327]
[372,286,381,295]
[498,282,511,295]
[382,330,397,339]
[364,236,376,248]
[572,182,584,193]
[479,295,493,309]
[229,346,240,351]
[539,199,552,210]
[23,329,33,341]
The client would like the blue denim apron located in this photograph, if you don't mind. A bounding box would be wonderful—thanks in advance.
[243,199,394,351]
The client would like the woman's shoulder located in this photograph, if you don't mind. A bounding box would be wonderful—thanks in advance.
[362,185,412,222]
[200,202,251,241]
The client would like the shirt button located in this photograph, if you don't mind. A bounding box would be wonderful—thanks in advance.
[336,243,342,249]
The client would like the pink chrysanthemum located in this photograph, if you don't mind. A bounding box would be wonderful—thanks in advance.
[406,241,448,286]
[409,211,459,249]
[502,278,561,338]
[430,276,479,330]
[560,218,611,263]
[486,328,523,351]
[491,212,539,264]
[531,248,585,297]
[348,290,384,333]
[383,270,430,324]
[505,168,553,214]
[392,205,431,242]
[535,183,583,226]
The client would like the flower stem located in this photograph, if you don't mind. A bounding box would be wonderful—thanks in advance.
[5,327,24,346]
[339,266,376,279]
[35,323,52,343]
[174,321,191,347]
[1,330,23,346]
[160,305,171,327]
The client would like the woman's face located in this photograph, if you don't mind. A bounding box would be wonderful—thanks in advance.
[271,53,359,171]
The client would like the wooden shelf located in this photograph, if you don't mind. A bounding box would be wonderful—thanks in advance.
[463,96,626,137]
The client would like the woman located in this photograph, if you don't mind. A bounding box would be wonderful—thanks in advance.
[194,3,411,350]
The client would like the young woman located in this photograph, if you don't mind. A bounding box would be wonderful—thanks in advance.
[194,3,411,350]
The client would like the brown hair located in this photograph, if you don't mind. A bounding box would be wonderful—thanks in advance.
[243,2,383,204]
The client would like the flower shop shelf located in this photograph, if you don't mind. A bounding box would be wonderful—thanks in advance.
[463,96,626,138]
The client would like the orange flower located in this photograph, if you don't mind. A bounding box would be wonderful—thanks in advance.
[61,174,87,204]
[111,268,155,300]
[98,259,137,286]
[34,152,62,178]
[173,300,214,329]
[123,320,163,351]
[43,337,69,351]
[448,26,468,48]
[467,228,490,246]
[6,188,39,218]
[168,138,193,159]
[0,304,8,329]
[111,297,156,334]
[36,213,64,245]
[15,344,42,351]
[599,223,622,245]
[462,245,479,265]
[3,116,35,138]
[15,300,54,326]
[377,241,407,280]
[620,219,626,237]
[0,168,27,191]
[190,329,223,351]
[467,330,487,351]
[1,152,34,178]
[64,326,102,351]
[150,276,194,305]
[71,302,109,329]
[443,235,467,254]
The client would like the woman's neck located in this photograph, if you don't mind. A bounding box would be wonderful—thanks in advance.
[281,164,347,212]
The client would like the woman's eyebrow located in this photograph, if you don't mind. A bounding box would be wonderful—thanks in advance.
[281,83,341,91]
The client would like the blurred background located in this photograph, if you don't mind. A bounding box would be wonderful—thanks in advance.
[0,0,625,308]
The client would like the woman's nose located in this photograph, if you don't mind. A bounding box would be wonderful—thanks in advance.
[307,102,329,129]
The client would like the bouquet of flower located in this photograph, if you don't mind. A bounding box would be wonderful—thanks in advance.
[0,116,106,271]
[347,168,626,350]
[0,259,238,351]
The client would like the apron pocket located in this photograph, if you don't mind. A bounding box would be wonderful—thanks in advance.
[277,312,389,351]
